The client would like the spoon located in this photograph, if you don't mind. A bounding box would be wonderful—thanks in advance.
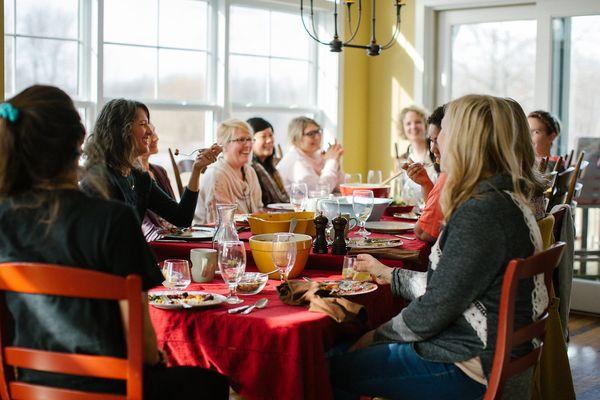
[240,298,268,315]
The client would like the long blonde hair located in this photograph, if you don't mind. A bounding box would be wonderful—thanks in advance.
[440,94,544,222]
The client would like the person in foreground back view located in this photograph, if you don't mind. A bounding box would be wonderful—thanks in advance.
[0,85,228,399]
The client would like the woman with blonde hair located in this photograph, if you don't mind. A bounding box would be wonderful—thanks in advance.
[195,118,263,224]
[277,116,345,193]
[329,95,545,399]
[397,105,437,181]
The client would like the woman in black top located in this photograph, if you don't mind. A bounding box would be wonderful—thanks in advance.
[0,85,228,398]
[83,99,221,227]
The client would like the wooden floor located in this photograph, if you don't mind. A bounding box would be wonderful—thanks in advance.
[568,312,600,400]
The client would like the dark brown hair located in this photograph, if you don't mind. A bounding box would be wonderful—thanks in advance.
[83,99,149,173]
[528,110,561,136]
[0,85,85,197]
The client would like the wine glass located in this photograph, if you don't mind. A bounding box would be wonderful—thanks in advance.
[367,170,382,184]
[344,173,362,184]
[271,233,297,282]
[290,183,308,212]
[353,190,374,239]
[218,241,246,304]
[163,259,191,292]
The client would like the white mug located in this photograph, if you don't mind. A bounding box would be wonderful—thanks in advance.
[190,249,217,283]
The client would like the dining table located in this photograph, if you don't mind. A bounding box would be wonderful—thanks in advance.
[148,214,431,399]
[149,269,405,400]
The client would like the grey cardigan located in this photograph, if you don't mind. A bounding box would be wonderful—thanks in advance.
[375,175,543,381]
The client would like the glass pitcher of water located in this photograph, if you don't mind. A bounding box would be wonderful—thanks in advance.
[212,203,239,249]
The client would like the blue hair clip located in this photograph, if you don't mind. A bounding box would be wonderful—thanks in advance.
[0,102,20,123]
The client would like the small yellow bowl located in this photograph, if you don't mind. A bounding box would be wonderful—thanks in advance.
[247,211,316,237]
[249,233,313,280]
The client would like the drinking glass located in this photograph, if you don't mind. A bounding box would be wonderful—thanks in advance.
[162,259,191,292]
[353,190,374,239]
[367,170,382,184]
[344,173,362,184]
[342,255,356,280]
[317,198,340,244]
[290,183,308,212]
[271,233,297,282]
[218,241,246,304]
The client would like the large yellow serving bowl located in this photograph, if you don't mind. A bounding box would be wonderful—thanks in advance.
[248,233,313,280]
[247,211,316,237]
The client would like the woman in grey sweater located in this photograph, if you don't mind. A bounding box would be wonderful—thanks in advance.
[329,95,546,400]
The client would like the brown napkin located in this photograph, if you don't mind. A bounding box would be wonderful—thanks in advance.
[348,247,419,261]
[277,280,367,334]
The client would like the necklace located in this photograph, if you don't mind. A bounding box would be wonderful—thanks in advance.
[125,174,135,190]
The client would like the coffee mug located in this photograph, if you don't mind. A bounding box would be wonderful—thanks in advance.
[190,249,217,283]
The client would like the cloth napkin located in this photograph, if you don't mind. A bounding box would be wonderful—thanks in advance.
[347,247,419,261]
[276,280,367,334]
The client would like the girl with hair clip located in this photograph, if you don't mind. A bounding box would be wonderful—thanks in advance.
[0,85,229,398]
[329,95,546,400]
[83,99,221,228]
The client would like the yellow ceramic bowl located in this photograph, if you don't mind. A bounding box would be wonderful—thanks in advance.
[249,233,313,280]
[247,211,316,237]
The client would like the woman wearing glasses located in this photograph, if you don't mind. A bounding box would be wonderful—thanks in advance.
[195,119,263,224]
[277,116,345,193]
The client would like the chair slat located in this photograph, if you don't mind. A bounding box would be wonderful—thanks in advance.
[512,317,547,346]
[0,264,127,300]
[5,348,128,380]
[9,382,125,400]
[505,349,542,377]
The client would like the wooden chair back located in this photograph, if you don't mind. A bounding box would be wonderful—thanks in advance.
[565,152,586,205]
[538,157,548,174]
[546,166,575,212]
[0,263,143,400]
[168,148,184,198]
[484,242,566,400]
[564,150,574,168]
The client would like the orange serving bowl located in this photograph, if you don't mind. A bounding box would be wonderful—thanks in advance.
[339,183,391,198]
[247,211,316,237]
[248,233,313,279]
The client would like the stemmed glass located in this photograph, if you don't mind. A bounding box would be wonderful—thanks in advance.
[353,190,374,240]
[218,241,246,304]
[271,233,297,282]
[367,170,382,184]
[162,259,191,292]
[290,183,308,211]
[345,173,362,184]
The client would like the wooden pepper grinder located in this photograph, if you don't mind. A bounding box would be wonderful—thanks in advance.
[312,212,329,254]
[331,214,348,255]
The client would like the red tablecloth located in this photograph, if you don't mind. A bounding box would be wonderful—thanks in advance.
[150,230,429,272]
[149,269,404,400]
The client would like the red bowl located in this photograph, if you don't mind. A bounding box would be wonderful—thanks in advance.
[339,183,391,198]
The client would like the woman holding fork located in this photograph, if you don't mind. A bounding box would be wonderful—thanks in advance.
[83,99,221,228]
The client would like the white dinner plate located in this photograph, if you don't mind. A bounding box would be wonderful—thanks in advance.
[267,203,295,211]
[148,291,226,310]
[346,237,403,250]
[364,221,415,233]
[318,280,378,296]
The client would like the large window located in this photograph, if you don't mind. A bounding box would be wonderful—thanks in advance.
[3,0,339,171]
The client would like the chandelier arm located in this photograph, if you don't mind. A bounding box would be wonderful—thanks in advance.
[381,4,403,50]
[301,0,329,46]
[370,0,376,44]
[343,0,363,46]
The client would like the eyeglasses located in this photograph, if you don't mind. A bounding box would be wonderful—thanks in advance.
[228,137,254,144]
[303,129,323,138]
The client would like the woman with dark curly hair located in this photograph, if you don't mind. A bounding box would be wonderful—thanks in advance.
[83,99,220,227]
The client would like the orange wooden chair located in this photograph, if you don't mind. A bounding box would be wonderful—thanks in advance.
[484,242,566,400]
[0,262,143,400]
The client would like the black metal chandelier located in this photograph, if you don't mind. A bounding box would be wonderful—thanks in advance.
[300,1,405,56]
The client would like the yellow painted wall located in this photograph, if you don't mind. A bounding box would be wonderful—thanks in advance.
[341,2,417,179]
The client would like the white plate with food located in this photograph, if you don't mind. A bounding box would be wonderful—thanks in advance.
[364,221,415,233]
[393,212,419,222]
[267,203,295,211]
[148,291,226,309]
[317,280,378,296]
[346,237,403,250]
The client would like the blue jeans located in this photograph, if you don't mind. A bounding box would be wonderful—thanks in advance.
[328,342,486,400]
